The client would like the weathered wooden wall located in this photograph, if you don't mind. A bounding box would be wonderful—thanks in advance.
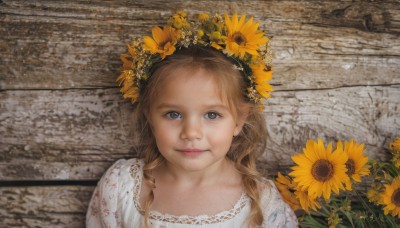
[1,0,399,227]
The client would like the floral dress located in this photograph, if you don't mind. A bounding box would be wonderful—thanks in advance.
[86,158,298,228]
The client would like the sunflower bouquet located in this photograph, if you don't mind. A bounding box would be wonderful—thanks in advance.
[275,137,400,227]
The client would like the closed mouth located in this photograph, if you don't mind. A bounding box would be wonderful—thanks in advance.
[178,149,206,153]
[176,149,208,156]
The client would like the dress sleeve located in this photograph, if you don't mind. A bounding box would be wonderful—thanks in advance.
[261,180,299,228]
[86,159,126,228]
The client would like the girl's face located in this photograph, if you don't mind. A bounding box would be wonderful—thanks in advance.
[149,67,244,172]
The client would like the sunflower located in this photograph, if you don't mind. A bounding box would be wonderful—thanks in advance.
[390,137,400,151]
[116,70,139,101]
[143,26,177,59]
[275,172,321,214]
[390,137,400,168]
[341,140,370,190]
[381,176,400,218]
[224,14,268,58]
[290,139,350,200]
[294,187,321,214]
[120,53,132,70]
[250,63,273,99]
[274,173,302,212]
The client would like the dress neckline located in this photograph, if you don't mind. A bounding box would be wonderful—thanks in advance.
[129,159,249,225]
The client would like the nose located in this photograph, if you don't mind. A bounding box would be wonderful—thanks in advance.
[180,118,203,140]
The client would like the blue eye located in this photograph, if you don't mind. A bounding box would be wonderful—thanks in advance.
[205,112,220,119]
[165,111,182,119]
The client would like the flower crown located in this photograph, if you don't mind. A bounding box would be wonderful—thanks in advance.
[117,11,273,106]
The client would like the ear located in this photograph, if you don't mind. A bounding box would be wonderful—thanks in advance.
[233,105,249,136]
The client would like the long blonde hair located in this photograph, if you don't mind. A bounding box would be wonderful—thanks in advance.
[132,45,268,227]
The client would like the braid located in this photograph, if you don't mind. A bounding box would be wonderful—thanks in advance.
[230,109,267,227]
[133,108,165,228]
[142,144,164,228]
[235,153,264,227]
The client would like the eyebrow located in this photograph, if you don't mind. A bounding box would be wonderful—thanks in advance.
[155,103,229,111]
[155,103,178,110]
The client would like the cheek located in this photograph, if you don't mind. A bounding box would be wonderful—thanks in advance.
[206,126,235,148]
[152,125,177,151]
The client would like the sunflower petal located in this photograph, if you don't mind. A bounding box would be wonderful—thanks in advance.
[152,26,166,44]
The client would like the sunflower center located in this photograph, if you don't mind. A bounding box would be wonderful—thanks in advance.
[345,159,356,176]
[392,188,400,206]
[232,32,247,45]
[311,159,334,182]
[158,38,171,50]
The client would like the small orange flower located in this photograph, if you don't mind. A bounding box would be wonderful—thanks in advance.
[143,26,177,59]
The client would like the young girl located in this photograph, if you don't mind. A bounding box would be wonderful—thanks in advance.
[87,11,298,227]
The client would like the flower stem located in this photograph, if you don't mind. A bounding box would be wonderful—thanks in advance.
[354,189,385,228]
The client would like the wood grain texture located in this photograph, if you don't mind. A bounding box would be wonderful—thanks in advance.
[1,0,399,226]
[0,186,93,227]
[1,0,399,90]
[1,86,398,180]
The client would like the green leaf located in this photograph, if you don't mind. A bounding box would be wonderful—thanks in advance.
[301,215,328,228]
[340,209,355,228]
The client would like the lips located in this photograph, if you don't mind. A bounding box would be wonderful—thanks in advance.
[177,148,207,157]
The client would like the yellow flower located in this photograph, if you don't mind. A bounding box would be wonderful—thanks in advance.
[167,11,189,30]
[120,54,132,70]
[224,13,268,58]
[328,213,340,228]
[173,17,184,29]
[390,137,400,151]
[175,10,186,17]
[390,137,400,168]
[250,63,273,99]
[393,155,400,168]
[168,14,190,30]
[295,188,321,213]
[367,184,383,205]
[116,70,139,102]
[120,42,140,70]
[198,13,210,23]
[381,176,400,218]
[274,173,321,214]
[197,29,204,37]
[143,26,177,59]
[290,139,350,200]
[210,43,222,50]
[209,31,224,50]
[274,173,302,212]
[341,140,370,189]
[210,31,222,41]
[212,15,224,31]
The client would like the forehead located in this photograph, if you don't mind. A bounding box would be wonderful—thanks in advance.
[152,67,228,107]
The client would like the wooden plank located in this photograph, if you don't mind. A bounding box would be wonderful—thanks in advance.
[0,185,93,228]
[1,1,399,90]
[263,85,400,170]
[0,88,135,180]
[1,85,398,180]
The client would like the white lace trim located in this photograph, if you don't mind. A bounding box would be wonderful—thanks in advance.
[129,159,248,225]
